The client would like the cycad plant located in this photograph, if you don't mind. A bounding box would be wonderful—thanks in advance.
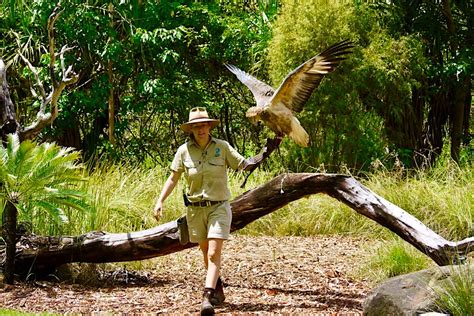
[0,134,89,284]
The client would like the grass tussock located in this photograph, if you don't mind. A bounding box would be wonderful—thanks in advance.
[433,264,474,316]
[362,238,432,284]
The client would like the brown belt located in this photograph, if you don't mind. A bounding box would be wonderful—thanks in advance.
[189,200,225,207]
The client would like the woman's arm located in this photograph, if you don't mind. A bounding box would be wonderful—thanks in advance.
[153,170,182,221]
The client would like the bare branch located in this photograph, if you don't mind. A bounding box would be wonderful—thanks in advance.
[9,173,473,276]
[19,2,78,140]
[18,51,47,105]
[59,45,75,73]
[48,2,63,88]
[0,59,5,86]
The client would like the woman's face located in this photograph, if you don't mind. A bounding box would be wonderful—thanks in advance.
[190,122,212,143]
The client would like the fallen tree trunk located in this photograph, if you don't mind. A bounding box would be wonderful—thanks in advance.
[11,173,474,276]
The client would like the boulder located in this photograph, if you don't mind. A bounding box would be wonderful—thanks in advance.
[363,264,473,316]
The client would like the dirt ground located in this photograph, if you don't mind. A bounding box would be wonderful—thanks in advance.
[0,235,376,315]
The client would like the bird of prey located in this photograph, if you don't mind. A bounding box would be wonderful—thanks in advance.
[225,40,353,147]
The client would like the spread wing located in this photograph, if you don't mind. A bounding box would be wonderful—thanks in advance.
[224,63,275,108]
[270,40,354,113]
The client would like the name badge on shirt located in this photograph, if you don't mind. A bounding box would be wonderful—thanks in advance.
[215,148,221,157]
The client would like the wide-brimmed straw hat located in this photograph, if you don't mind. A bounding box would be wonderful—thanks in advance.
[180,107,220,133]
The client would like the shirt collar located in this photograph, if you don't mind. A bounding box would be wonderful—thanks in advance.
[189,136,216,149]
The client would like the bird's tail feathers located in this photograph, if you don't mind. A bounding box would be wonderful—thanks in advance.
[289,117,309,147]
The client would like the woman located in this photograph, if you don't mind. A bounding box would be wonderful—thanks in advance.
[153,107,262,315]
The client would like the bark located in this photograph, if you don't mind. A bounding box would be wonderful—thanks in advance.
[422,86,448,163]
[107,59,115,145]
[2,200,18,284]
[56,125,82,149]
[107,2,115,145]
[0,59,19,142]
[450,76,469,162]
[441,0,467,163]
[10,173,473,277]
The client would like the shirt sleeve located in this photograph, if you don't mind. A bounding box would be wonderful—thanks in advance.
[170,145,185,173]
[225,142,246,170]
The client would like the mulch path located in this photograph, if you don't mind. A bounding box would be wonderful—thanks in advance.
[1,235,376,315]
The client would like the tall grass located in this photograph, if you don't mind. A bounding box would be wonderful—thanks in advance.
[238,161,473,240]
[12,152,472,294]
[365,158,473,240]
[434,264,474,316]
[76,163,185,234]
[362,238,432,284]
[27,155,472,244]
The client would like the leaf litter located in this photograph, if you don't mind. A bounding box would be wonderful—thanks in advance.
[0,235,375,314]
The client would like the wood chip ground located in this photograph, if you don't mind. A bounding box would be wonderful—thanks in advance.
[1,235,376,315]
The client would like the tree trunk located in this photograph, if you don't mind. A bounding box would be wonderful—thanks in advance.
[422,85,449,163]
[10,173,473,277]
[0,59,19,142]
[2,200,18,284]
[450,75,470,162]
[441,0,469,163]
[107,2,115,145]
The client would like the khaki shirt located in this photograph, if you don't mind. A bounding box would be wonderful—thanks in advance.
[171,137,245,202]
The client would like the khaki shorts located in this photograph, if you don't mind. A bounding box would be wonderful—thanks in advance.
[186,201,232,243]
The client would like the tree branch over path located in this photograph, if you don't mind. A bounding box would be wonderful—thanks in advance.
[10,173,473,277]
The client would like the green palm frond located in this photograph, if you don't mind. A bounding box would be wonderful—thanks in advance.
[33,200,69,224]
[18,149,83,197]
[0,134,90,228]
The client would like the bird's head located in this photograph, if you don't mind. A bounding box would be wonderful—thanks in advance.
[246,106,263,125]
[248,116,259,125]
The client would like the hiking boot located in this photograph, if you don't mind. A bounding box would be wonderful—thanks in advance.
[201,288,215,316]
[211,277,225,305]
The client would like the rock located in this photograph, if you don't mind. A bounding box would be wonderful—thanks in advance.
[363,264,473,316]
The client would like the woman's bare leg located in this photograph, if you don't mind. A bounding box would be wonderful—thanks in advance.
[199,238,224,288]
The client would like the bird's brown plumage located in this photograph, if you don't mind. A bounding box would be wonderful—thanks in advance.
[225,40,353,147]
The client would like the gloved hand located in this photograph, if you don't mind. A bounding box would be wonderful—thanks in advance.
[242,137,282,172]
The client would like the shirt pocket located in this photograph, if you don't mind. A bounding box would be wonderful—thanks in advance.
[208,157,226,172]
[183,159,200,177]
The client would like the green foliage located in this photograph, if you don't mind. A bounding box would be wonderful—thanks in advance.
[355,34,427,155]
[434,265,474,316]
[266,0,436,171]
[0,134,89,234]
[1,0,471,172]
[266,1,386,171]
[1,1,277,164]
[369,0,473,164]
